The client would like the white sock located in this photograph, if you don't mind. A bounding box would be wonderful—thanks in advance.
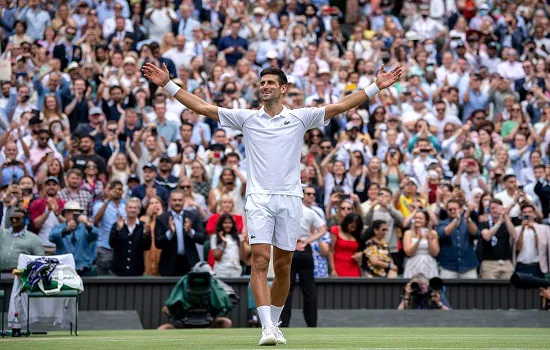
[271,305,283,325]
[257,305,273,327]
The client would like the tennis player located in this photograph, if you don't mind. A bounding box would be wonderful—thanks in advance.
[143,63,401,345]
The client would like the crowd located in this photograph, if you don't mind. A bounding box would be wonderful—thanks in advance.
[0,0,550,284]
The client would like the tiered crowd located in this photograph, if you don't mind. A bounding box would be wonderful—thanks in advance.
[0,0,549,281]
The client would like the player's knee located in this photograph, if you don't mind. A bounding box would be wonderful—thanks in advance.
[274,257,291,276]
[252,253,270,273]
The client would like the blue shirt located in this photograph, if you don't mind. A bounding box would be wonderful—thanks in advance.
[462,89,488,121]
[92,200,126,250]
[16,7,51,41]
[436,216,479,273]
[49,222,98,270]
[1,165,29,187]
[217,35,248,65]
[130,184,169,207]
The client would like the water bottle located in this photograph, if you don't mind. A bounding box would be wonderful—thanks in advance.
[11,312,21,337]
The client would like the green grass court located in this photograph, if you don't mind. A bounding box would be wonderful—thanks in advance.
[1,328,549,349]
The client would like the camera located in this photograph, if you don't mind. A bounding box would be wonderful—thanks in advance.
[151,127,158,137]
[408,277,444,309]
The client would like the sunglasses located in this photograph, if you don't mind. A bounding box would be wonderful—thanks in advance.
[180,185,191,189]
[304,192,316,196]
[86,164,97,169]
[444,129,454,133]
[10,216,23,222]
[511,108,521,112]
[321,146,331,149]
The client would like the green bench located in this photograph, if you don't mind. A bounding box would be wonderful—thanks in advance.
[26,289,79,336]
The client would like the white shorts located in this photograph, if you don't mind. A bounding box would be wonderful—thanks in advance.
[245,194,303,251]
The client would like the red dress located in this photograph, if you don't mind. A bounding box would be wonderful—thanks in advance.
[330,226,361,277]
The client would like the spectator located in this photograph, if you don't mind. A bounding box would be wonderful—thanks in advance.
[437,199,479,279]
[58,168,93,219]
[0,208,44,272]
[93,180,127,275]
[478,199,516,279]
[155,190,206,276]
[362,220,399,278]
[131,163,169,208]
[206,194,244,235]
[109,197,152,276]
[49,201,98,276]
[329,212,362,277]
[514,204,550,278]
[140,196,164,276]
[28,176,66,255]
[210,213,246,278]
[403,211,440,279]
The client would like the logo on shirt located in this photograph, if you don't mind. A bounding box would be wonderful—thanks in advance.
[250,235,256,239]
[284,120,290,125]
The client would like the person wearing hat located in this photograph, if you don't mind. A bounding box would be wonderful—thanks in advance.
[28,176,66,255]
[29,129,63,174]
[49,201,98,276]
[410,3,446,40]
[156,154,179,191]
[131,163,169,207]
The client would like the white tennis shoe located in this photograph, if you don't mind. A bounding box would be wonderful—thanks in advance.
[259,325,277,346]
[272,322,286,344]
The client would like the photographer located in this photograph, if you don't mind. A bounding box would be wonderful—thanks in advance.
[398,274,451,310]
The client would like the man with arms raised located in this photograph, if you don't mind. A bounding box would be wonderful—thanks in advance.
[143,62,401,345]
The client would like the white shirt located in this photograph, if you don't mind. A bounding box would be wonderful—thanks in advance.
[162,44,195,69]
[299,205,326,241]
[218,105,326,197]
[102,18,134,39]
[495,190,534,218]
[210,234,241,277]
[410,18,445,39]
[146,7,177,43]
[292,57,329,77]
[496,61,526,85]
[424,114,462,140]
[516,227,540,264]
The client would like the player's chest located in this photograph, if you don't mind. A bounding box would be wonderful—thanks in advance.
[244,118,305,141]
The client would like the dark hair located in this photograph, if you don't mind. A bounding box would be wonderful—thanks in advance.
[363,219,387,241]
[224,152,241,162]
[341,213,363,242]
[215,214,240,247]
[534,164,546,171]
[260,67,288,86]
[520,203,536,212]
[440,183,453,192]
[446,199,461,208]
[109,180,123,189]
[180,121,194,130]
[415,210,430,225]
[490,198,503,206]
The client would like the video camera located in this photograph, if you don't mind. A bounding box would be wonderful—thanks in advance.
[510,273,550,289]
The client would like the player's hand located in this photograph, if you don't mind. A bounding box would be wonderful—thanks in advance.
[375,65,402,90]
[142,63,170,87]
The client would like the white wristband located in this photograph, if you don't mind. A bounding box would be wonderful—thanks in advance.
[364,83,380,98]
[164,80,180,97]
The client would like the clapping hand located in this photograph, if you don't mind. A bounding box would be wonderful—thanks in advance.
[184,217,192,233]
[67,220,77,232]
[217,231,228,243]
[116,214,124,231]
[168,215,176,233]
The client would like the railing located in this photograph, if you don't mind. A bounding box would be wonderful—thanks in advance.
[0,277,541,329]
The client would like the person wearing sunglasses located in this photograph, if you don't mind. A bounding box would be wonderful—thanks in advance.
[436,199,479,279]
[0,209,44,274]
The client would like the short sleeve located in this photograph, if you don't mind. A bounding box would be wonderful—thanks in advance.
[300,107,327,130]
[210,234,218,249]
[312,213,325,229]
[218,108,253,132]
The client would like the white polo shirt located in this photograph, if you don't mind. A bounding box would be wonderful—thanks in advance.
[299,205,326,241]
[218,106,326,198]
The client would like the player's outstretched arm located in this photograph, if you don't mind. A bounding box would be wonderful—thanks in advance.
[142,63,220,121]
[324,65,402,121]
